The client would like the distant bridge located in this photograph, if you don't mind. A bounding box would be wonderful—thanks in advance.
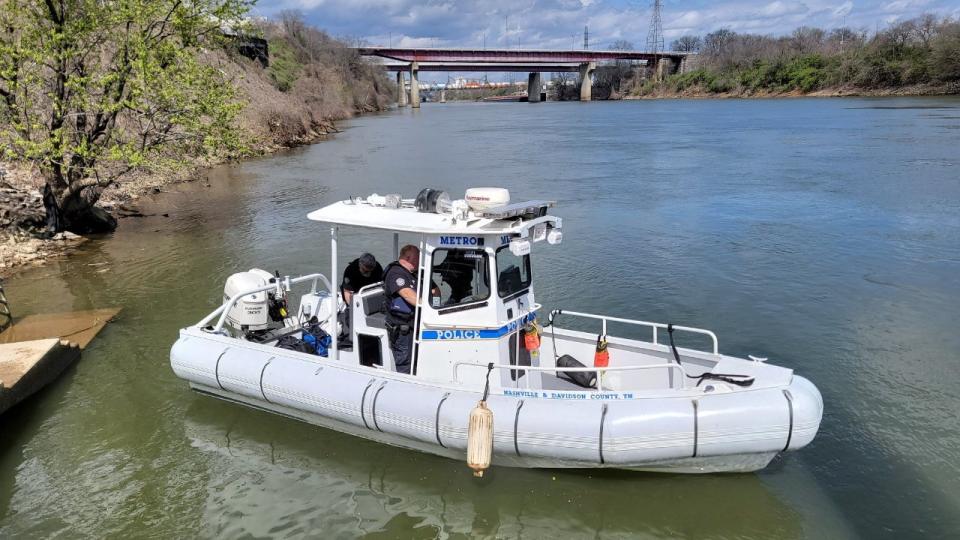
[356,47,695,106]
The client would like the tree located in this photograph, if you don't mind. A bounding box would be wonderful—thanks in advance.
[791,26,825,54]
[930,20,960,81]
[0,0,252,233]
[913,14,939,49]
[703,29,734,57]
[606,39,635,94]
[671,35,702,52]
[549,72,577,100]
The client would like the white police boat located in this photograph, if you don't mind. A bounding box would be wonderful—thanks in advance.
[170,188,823,474]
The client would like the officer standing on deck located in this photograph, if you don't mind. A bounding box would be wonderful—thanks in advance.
[383,245,422,374]
[341,253,383,305]
[338,253,383,347]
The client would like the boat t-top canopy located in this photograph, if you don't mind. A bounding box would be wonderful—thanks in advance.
[307,192,561,236]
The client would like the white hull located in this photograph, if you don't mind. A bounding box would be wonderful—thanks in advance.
[172,329,822,474]
[190,382,780,473]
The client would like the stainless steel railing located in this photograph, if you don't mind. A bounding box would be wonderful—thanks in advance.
[547,309,719,356]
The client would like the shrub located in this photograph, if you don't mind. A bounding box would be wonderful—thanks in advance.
[267,38,300,92]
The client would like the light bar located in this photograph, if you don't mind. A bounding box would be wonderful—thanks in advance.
[478,200,556,220]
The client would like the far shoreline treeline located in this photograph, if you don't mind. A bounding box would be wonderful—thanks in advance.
[632,14,960,98]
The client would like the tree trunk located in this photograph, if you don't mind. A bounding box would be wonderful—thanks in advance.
[44,180,117,234]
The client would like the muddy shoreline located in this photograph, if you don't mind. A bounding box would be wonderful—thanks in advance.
[628,82,960,100]
[0,127,341,278]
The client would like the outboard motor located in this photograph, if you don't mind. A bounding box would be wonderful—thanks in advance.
[223,269,287,336]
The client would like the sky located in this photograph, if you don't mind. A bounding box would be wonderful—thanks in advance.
[251,0,960,81]
[253,0,960,49]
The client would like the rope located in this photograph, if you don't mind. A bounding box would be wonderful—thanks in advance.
[667,324,754,388]
[547,309,561,363]
[0,280,11,333]
[481,362,494,401]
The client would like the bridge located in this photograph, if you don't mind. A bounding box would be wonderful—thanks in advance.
[357,47,694,106]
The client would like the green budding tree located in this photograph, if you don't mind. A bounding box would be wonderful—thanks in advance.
[0,0,253,233]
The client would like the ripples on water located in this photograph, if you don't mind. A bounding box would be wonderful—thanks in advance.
[1,97,959,538]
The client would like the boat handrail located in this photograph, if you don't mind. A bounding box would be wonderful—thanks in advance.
[547,309,719,356]
[452,361,691,391]
[196,273,333,333]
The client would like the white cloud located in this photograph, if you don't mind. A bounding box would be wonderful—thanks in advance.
[882,0,931,12]
[758,1,809,17]
[832,2,854,18]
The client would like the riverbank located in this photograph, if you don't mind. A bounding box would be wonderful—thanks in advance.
[628,81,960,99]
[0,15,392,279]
[0,120,338,278]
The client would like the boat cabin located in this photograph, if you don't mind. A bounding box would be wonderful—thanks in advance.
[306,189,561,390]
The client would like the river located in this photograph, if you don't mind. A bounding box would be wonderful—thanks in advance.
[1,97,959,538]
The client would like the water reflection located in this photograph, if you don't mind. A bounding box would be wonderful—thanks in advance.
[184,401,804,539]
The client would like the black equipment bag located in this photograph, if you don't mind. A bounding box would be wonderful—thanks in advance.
[275,334,313,354]
[556,354,596,389]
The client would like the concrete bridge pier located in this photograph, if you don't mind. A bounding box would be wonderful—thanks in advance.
[409,62,420,108]
[396,71,408,106]
[527,72,542,102]
[652,57,677,81]
[579,62,596,101]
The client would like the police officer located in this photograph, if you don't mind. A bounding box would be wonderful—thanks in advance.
[341,253,383,304]
[383,245,421,374]
[338,253,383,347]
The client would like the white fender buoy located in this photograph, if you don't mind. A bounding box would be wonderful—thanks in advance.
[467,363,496,477]
[467,400,493,477]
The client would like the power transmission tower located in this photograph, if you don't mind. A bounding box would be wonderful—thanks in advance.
[646,0,664,54]
[584,25,589,50]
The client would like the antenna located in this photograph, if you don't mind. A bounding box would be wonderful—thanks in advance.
[646,0,664,54]
[584,25,589,50]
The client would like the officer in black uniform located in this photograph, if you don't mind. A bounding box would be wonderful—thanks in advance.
[341,253,383,304]
[338,253,383,347]
[383,245,421,374]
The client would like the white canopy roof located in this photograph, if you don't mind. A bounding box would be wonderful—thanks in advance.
[307,200,559,235]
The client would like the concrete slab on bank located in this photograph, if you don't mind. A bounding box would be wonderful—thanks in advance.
[0,308,120,348]
[0,339,80,414]
[0,307,119,415]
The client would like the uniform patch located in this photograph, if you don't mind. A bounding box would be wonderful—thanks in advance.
[395,277,406,287]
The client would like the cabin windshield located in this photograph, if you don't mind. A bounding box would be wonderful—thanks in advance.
[430,248,490,309]
[496,246,531,298]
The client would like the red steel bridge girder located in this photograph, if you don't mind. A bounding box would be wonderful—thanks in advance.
[357,47,693,64]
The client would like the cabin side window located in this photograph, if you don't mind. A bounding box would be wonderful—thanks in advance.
[495,246,532,298]
[429,249,490,309]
